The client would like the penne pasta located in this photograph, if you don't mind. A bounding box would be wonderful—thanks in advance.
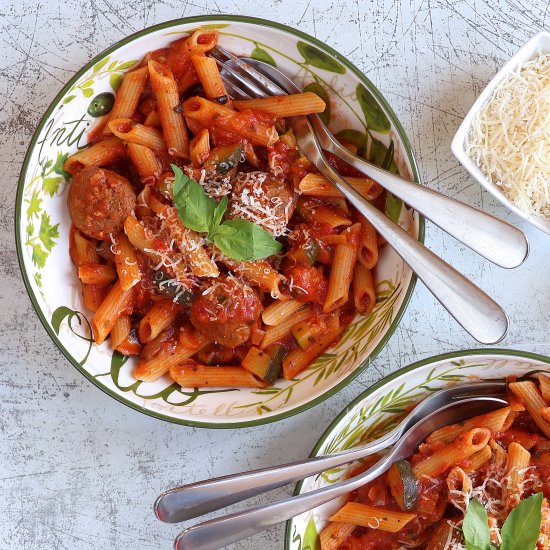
[413,428,491,478]
[190,55,227,100]
[109,118,166,150]
[329,502,416,533]
[148,60,189,158]
[90,280,134,345]
[113,233,141,290]
[134,330,209,382]
[78,263,117,286]
[189,128,211,168]
[353,263,376,316]
[63,136,126,174]
[319,521,357,550]
[283,313,341,379]
[233,92,326,117]
[261,299,303,326]
[104,66,149,132]
[170,364,267,388]
[111,314,132,349]
[260,305,313,349]
[510,381,550,438]
[299,173,384,200]
[183,96,279,147]
[426,406,514,444]
[324,223,361,313]
[138,299,181,343]
[126,142,162,182]
[358,215,379,269]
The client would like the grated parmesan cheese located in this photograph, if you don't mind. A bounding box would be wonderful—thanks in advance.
[465,53,550,218]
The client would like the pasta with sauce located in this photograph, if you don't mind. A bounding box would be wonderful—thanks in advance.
[64,29,388,389]
[320,377,550,549]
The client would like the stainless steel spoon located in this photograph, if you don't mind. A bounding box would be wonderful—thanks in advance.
[155,381,506,523]
[213,47,528,270]
[211,50,511,343]
[173,395,507,550]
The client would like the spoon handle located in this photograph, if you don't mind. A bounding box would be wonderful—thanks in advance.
[318,124,528,269]
[174,456,389,550]
[155,431,396,523]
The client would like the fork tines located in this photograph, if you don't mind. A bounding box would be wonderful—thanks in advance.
[208,46,287,100]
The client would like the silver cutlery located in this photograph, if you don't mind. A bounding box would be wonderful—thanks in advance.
[155,381,506,524]
[210,48,513,344]
[171,393,508,549]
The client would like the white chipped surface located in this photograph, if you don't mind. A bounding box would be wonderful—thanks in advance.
[1,1,549,549]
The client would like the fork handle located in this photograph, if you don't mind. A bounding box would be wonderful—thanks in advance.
[154,430,396,523]
[174,455,389,550]
[326,142,528,269]
[318,162,508,344]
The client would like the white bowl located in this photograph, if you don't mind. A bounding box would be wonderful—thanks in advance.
[451,31,550,234]
[16,16,423,428]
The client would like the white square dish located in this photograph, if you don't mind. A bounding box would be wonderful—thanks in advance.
[451,31,550,234]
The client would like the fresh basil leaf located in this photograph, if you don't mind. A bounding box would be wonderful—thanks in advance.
[207,196,229,241]
[356,84,391,133]
[501,492,543,550]
[303,82,331,126]
[463,499,491,550]
[172,164,216,233]
[250,45,276,67]
[214,219,282,261]
[297,41,346,74]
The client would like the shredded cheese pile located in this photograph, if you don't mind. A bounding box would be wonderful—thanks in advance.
[465,53,550,218]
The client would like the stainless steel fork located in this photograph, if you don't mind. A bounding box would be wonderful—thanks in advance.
[210,46,528,270]
[208,47,511,344]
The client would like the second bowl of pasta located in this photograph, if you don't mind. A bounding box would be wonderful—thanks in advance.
[286,349,550,549]
[16,16,422,427]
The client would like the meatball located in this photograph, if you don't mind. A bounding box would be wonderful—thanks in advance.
[190,276,263,348]
[228,171,295,237]
[67,166,136,240]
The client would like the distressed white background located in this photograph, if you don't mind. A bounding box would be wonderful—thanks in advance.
[1,1,549,549]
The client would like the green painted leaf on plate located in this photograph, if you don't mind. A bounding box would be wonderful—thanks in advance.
[42,176,62,197]
[93,56,110,72]
[82,87,94,98]
[80,79,94,89]
[303,82,331,125]
[369,138,399,174]
[356,84,390,133]
[31,243,47,268]
[297,41,346,74]
[335,129,368,156]
[110,73,123,91]
[51,306,76,335]
[302,516,320,550]
[116,60,138,71]
[27,190,42,219]
[38,212,59,252]
[53,151,70,179]
[62,95,76,104]
[250,46,276,67]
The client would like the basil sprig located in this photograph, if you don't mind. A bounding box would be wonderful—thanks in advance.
[462,494,543,550]
[171,165,282,261]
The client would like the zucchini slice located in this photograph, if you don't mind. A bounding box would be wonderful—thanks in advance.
[242,345,286,386]
[388,459,418,511]
[153,269,195,305]
[206,143,244,174]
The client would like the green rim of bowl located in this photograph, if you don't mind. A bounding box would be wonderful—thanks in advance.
[284,347,550,548]
[15,15,425,429]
